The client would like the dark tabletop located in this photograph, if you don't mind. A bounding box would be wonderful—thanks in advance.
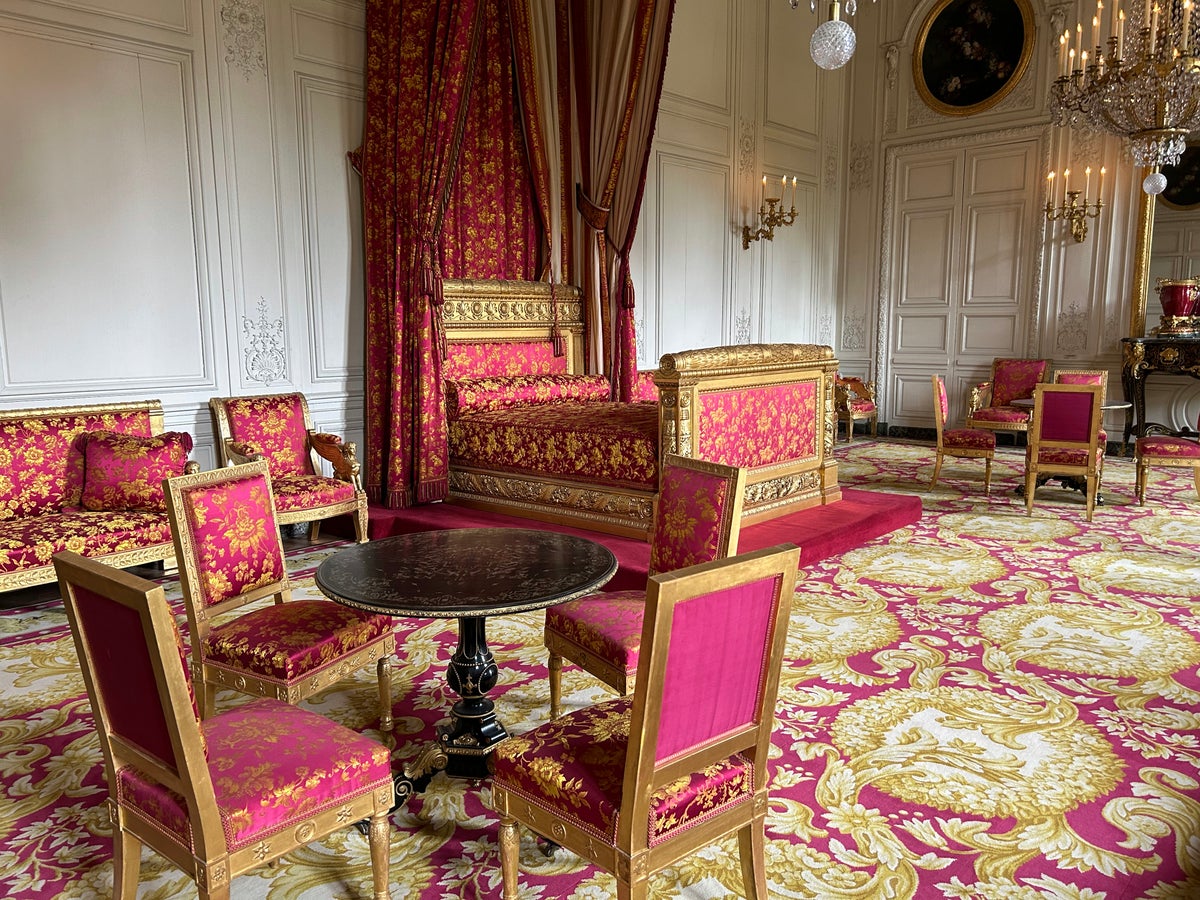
[314,528,618,618]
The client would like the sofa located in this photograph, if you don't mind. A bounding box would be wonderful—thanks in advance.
[0,400,199,594]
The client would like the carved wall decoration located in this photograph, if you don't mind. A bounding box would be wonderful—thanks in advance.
[824,141,839,190]
[243,297,287,385]
[819,312,832,344]
[221,0,267,78]
[1071,131,1102,167]
[1055,301,1089,353]
[735,307,751,344]
[884,42,901,89]
[737,117,755,176]
[1105,312,1123,346]
[842,309,867,350]
[849,142,873,192]
[1049,5,1070,47]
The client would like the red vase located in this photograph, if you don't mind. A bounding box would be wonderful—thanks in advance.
[1158,279,1199,317]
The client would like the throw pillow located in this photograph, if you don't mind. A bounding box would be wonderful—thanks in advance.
[81,431,194,512]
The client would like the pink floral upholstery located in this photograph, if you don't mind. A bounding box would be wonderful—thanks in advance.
[545,590,645,674]
[0,410,153,520]
[1055,372,1104,386]
[204,600,393,682]
[446,374,610,418]
[176,472,284,607]
[492,696,753,846]
[270,474,357,512]
[443,340,568,382]
[450,401,658,489]
[1036,447,1092,466]
[630,371,659,402]
[697,383,817,468]
[0,512,170,576]
[943,428,996,451]
[222,395,311,479]
[80,431,194,512]
[1136,436,1200,458]
[991,359,1048,407]
[116,698,392,851]
[650,466,734,573]
[967,406,1031,425]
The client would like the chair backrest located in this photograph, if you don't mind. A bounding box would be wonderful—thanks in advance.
[164,461,291,642]
[648,454,747,576]
[209,393,315,478]
[931,375,949,441]
[619,544,800,851]
[52,552,222,849]
[1029,383,1104,458]
[1053,368,1108,405]
[990,358,1049,407]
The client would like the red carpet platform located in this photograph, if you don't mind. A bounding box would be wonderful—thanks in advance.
[341,489,920,591]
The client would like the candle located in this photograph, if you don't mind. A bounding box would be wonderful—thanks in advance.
[761,175,766,205]
[1048,170,1056,206]
[1076,22,1083,63]
[781,175,787,201]
[1085,166,1092,199]
[1060,32,1068,76]
[1112,0,1120,40]
[1064,168,1071,196]
[1093,14,1100,51]
[1185,0,1192,53]
[1069,47,1076,76]
[1151,4,1160,56]
[1081,50,1089,81]
[1118,10,1125,57]
[791,176,797,208]
[1100,166,1106,195]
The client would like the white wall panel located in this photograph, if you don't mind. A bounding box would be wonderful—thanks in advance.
[35,0,189,32]
[764,0,819,137]
[960,315,1018,353]
[898,212,953,304]
[0,27,207,390]
[662,0,731,112]
[291,6,365,74]
[904,158,957,201]
[964,205,1023,303]
[894,315,948,353]
[762,181,819,342]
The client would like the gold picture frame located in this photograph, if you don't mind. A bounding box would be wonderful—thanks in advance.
[913,0,1035,117]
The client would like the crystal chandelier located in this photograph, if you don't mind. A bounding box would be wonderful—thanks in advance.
[790,0,876,70]
[1050,0,1200,190]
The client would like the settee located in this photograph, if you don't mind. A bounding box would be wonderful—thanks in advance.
[0,400,198,594]
[442,279,841,538]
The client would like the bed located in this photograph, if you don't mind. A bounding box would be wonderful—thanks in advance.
[442,278,841,538]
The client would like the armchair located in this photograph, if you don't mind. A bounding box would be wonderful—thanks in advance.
[965,357,1050,435]
[163,461,396,728]
[543,455,746,718]
[1025,383,1105,521]
[209,392,368,543]
[493,544,801,900]
[1133,412,1200,505]
[930,375,995,493]
[834,375,878,443]
[53,551,393,900]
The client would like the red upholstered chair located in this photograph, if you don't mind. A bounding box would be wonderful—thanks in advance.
[930,375,996,493]
[493,544,801,900]
[966,357,1050,434]
[163,461,396,728]
[544,455,746,718]
[52,551,393,900]
[1024,383,1105,521]
[1134,416,1200,505]
[209,392,368,543]
[835,375,878,443]
[1054,368,1110,449]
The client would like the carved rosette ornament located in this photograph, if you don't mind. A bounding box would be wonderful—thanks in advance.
[220,0,267,78]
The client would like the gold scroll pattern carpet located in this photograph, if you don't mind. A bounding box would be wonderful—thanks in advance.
[2,440,1200,898]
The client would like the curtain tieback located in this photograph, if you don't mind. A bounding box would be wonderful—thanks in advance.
[576,183,609,232]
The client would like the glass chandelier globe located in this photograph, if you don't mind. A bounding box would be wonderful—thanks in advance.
[810,2,856,70]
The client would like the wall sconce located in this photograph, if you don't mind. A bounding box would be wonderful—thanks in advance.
[742,175,798,250]
[1045,165,1104,243]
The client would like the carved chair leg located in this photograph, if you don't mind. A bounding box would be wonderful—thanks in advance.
[737,819,768,900]
[111,825,141,900]
[548,652,563,719]
[308,520,322,542]
[1193,465,1200,500]
[201,680,218,719]
[929,453,944,491]
[1135,460,1147,505]
[354,504,370,544]
[984,456,992,495]
[377,656,393,732]
[870,415,878,438]
[1025,470,1036,516]
[498,813,521,900]
[368,811,391,900]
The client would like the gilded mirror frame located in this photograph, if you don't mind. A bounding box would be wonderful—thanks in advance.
[1130,173,1155,338]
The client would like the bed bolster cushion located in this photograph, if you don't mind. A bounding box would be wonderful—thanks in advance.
[444,340,570,382]
[446,374,612,418]
[697,381,819,468]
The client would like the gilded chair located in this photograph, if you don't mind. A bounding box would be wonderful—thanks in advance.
[1024,383,1105,521]
[493,543,801,900]
[544,454,746,718]
[835,375,878,443]
[1133,415,1200,505]
[209,392,368,543]
[53,551,393,900]
[163,461,396,728]
[930,375,996,493]
[966,357,1050,435]
[1054,368,1110,450]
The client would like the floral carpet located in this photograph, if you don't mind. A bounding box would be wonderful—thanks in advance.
[3,440,1200,899]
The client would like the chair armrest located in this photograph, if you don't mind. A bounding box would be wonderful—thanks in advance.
[835,378,876,410]
[967,381,993,416]
[225,439,266,466]
[309,431,363,490]
[184,460,201,476]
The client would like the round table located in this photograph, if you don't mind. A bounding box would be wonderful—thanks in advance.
[315,528,617,797]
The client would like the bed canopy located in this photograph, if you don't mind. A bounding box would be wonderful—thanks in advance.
[356,0,675,508]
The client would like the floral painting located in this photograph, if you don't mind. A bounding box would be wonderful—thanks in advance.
[914,0,1034,115]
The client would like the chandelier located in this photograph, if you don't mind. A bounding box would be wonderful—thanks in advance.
[1050,0,1200,191]
[790,0,877,70]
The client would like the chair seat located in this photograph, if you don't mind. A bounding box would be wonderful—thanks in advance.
[492,696,753,847]
[1136,436,1200,458]
[845,399,876,415]
[968,406,1030,425]
[1035,447,1091,467]
[943,428,995,451]
[271,474,358,512]
[116,698,392,852]
[546,590,645,675]
[205,600,393,682]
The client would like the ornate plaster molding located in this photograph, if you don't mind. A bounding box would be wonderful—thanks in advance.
[220,0,267,78]
[242,297,287,385]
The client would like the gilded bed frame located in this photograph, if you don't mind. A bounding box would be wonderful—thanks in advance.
[441,278,841,538]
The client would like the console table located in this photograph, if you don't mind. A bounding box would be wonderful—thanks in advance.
[1120,336,1200,447]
